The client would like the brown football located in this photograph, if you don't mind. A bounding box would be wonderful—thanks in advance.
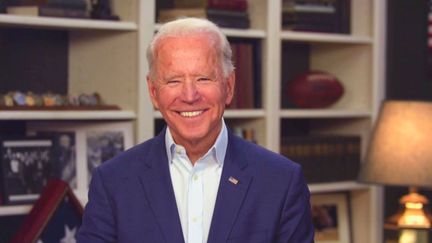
[286,71,344,108]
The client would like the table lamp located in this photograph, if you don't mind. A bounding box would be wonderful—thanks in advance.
[358,100,432,240]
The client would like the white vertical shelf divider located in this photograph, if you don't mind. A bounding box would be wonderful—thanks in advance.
[264,0,282,152]
[137,0,156,143]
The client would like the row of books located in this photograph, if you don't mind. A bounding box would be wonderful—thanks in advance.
[228,40,261,109]
[3,0,119,20]
[280,135,360,183]
[157,0,250,29]
[5,0,90,18]
[282,0,351,34]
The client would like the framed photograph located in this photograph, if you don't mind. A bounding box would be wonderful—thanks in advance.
[0,137,53,205]
[36,131,77,190]
[27,121,134,199]
[311,193,351,243]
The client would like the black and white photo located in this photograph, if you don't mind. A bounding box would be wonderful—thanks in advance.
[27,121,134,197]
[86,131,125,182]
[0,138,53,204]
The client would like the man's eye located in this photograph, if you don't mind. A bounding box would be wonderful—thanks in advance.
[167,80,180,84]
[197,77,211,82]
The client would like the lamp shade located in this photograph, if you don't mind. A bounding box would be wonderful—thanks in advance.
[358,100,432,188]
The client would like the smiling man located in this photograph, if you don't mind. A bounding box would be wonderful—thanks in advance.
[78,18,314,243]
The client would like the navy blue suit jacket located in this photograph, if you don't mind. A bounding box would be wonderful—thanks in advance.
[77,129,314,243]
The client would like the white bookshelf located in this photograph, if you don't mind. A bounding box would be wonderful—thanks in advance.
[279,109,372,118]
[0,0,386,242]
[308,181,370,194]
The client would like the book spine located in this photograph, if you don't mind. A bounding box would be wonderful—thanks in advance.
[282,0,350,34]
[280,135,361,183]
[207,0,248,11]
[39,6,89,18]
[207,15,250,29]
[46,0,88,10]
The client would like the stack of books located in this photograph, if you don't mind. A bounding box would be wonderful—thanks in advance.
[206,0,250,29]
[157,0,250,29]
[6,0,89,19]
[281,0,350,34]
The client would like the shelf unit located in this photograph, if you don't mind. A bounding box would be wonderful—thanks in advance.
[0,0,386,242]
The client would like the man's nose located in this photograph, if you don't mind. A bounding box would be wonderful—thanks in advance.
[181,80,200,103]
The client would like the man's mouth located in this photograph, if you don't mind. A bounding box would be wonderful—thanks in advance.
[179,110,204,117]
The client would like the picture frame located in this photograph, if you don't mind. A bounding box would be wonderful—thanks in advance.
[10,179,83,243]
[26,121,134,200]
[311,192,351,243]
[0,137,53,205]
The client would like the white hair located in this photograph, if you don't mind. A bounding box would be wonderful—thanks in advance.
[146,17,234,79]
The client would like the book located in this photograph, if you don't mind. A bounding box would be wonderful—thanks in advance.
[206,8,250,29]
[280,135,361,183]
[207,0,248,11]
[6,5,90,18]
[235,42,254,108]
[46,0,88,10]
[228,40,260,109]
[282,0,350,34]
[173,0,206,8]
[157,7,206,23]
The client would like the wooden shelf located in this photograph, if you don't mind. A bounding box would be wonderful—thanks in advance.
[0,205,32,216]
[308,181,370,193]
[280,31,372,44]
[279,108,372,118]
[0,110,136,120]
[0,14,137,31]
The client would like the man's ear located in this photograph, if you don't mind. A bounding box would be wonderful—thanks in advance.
[225,71,236,106]
[146,75,159,109]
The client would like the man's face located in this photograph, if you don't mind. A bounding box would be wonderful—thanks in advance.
[147,33,234,147]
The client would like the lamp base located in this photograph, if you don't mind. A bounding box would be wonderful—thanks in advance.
[386,187,432,229]
[398,229,428,243]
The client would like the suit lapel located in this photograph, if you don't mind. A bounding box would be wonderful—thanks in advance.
[138,131,185,243]
[207,134,252,243]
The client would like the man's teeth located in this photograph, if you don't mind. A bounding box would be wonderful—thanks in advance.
[180,111,203,117]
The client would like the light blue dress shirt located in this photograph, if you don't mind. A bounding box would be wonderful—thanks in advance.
[165,120,228,243]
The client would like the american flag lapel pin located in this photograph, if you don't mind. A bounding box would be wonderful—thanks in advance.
[228,176,239,185]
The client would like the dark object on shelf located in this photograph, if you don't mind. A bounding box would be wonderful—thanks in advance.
[206,8,250,29]
[46,0,88,10]
[90,0,119,20]
[280,135,361,183]
[286,70,344,108]
[10,179,83,243]
[6,5,90,18]
[207,0,248,11]
[282,0,350,34]
[0,137,54,205]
